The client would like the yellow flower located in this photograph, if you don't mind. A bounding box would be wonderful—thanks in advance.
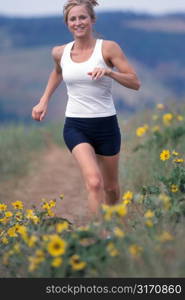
[115,204,128,217]
[13,243,21,253]
[136,126,147,137]
[106,242,119,256]
[171,184,179,193]
[176,115,184,121]
[11,201,23,210]
[15,212,23,221]
[56,221,69,233]
[47,235,67,257]
[41,202,50,210]
[7,227,18,237]
[157,231,174,242]
[26,235,38,248]
[59,194,64,200]
[101,204,115,221]
[47,209,55,217]
[144,209,155,218]
[69,255,87,271]
[0,217,9,224]
[1,237,9,244]
[156,103,165,110]
[49,199,56,208]
[51,257,63,268]
[173,158,184,163]
[0,203,7,212]
[129,244,143,258]
[160,150,170,161]
[159,194,171,210]
[113,227,125,238]
[172,151,179,156]
[163,113,173,125]
[5,211,13,218]
[145,220,153,227]
[122,191,133,202]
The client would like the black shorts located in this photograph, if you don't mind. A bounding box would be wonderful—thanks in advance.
[63,114,121,156]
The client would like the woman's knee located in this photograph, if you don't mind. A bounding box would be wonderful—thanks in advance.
[85,173,104,192]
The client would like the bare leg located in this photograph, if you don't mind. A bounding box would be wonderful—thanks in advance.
[72,143,105,216]
[96,152,120,205]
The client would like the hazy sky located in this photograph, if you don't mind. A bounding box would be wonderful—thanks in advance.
[0,0,185,16]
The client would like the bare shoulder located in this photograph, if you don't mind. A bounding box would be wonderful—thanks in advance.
[102,40,122,52]
[52,45,66,63]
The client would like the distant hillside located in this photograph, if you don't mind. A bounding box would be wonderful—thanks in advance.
[0,12,185,122]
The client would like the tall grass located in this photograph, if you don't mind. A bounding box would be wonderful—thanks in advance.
[0,122,65,182]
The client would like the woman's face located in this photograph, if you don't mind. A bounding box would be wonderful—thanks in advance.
[67,5,94,38]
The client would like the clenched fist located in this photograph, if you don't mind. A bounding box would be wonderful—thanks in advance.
[32,101,48,122]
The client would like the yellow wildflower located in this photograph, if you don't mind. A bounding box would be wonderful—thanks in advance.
[0,203,7,212]
[163,113,173,125]
[129,244,143,258]
[59,194,64,200]
[160,150,170,161]
[173,158,184,163]
[26,235,38,248]
[136,126,147,137]
[69,255,87,271]
[101,204,115,221]
[115,204,128,217]
[122,191,133,202]
[144,209,155,218]
[172,151,179,156]
[11,201,23,210]
[47,235,67,257]
[49,199,56,208]
[56,221,69,233]
[113,227,125,238]
[41,202,50,210]
[13,243,21,253]
[157,231,174,242]
[106,242,119,257]
[145,220,153,227]
[15,212,23,221]
[51,257,63,268]
[0,217,9,224]
[7,227,17,237]
[5,211,13,218]
[176,115,184,121]
[1,237,9,244]
[171,184,179,193]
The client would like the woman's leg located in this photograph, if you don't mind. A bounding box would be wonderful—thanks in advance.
[96,152,120,205]
[72,142,105,215]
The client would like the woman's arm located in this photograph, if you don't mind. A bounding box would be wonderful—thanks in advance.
[88,41,141,91]
[32,46,64,121]
[105,41,141,90]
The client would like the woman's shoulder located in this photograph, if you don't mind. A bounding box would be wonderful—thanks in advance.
[102,40,121,60]
[52,44,67,62]
[102,39,120,49]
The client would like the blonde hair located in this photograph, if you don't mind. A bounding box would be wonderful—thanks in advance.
[63,0,99,24]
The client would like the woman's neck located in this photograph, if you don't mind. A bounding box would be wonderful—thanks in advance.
[73,35,96,50]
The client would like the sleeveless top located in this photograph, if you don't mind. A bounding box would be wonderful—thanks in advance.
[60,39,116,118]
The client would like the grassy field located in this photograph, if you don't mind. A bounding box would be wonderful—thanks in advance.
[0,101,185,277]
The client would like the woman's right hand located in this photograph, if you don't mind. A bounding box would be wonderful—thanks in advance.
[32,100,48,122]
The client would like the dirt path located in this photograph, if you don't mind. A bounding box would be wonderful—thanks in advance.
[3,144,90,226]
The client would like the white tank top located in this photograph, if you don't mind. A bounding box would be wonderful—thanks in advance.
[61,39,116,117]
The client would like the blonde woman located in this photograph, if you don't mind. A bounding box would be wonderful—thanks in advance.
[32,0,140,217]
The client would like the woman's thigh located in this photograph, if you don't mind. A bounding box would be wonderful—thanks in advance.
[71,142,103,186]
[96,152,120,188]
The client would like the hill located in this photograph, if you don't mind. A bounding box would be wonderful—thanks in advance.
[0,12,185,122]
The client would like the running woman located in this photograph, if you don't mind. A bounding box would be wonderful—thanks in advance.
[32,0,141,217]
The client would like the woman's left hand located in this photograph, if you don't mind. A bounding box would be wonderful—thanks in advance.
[87,67,112,80]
